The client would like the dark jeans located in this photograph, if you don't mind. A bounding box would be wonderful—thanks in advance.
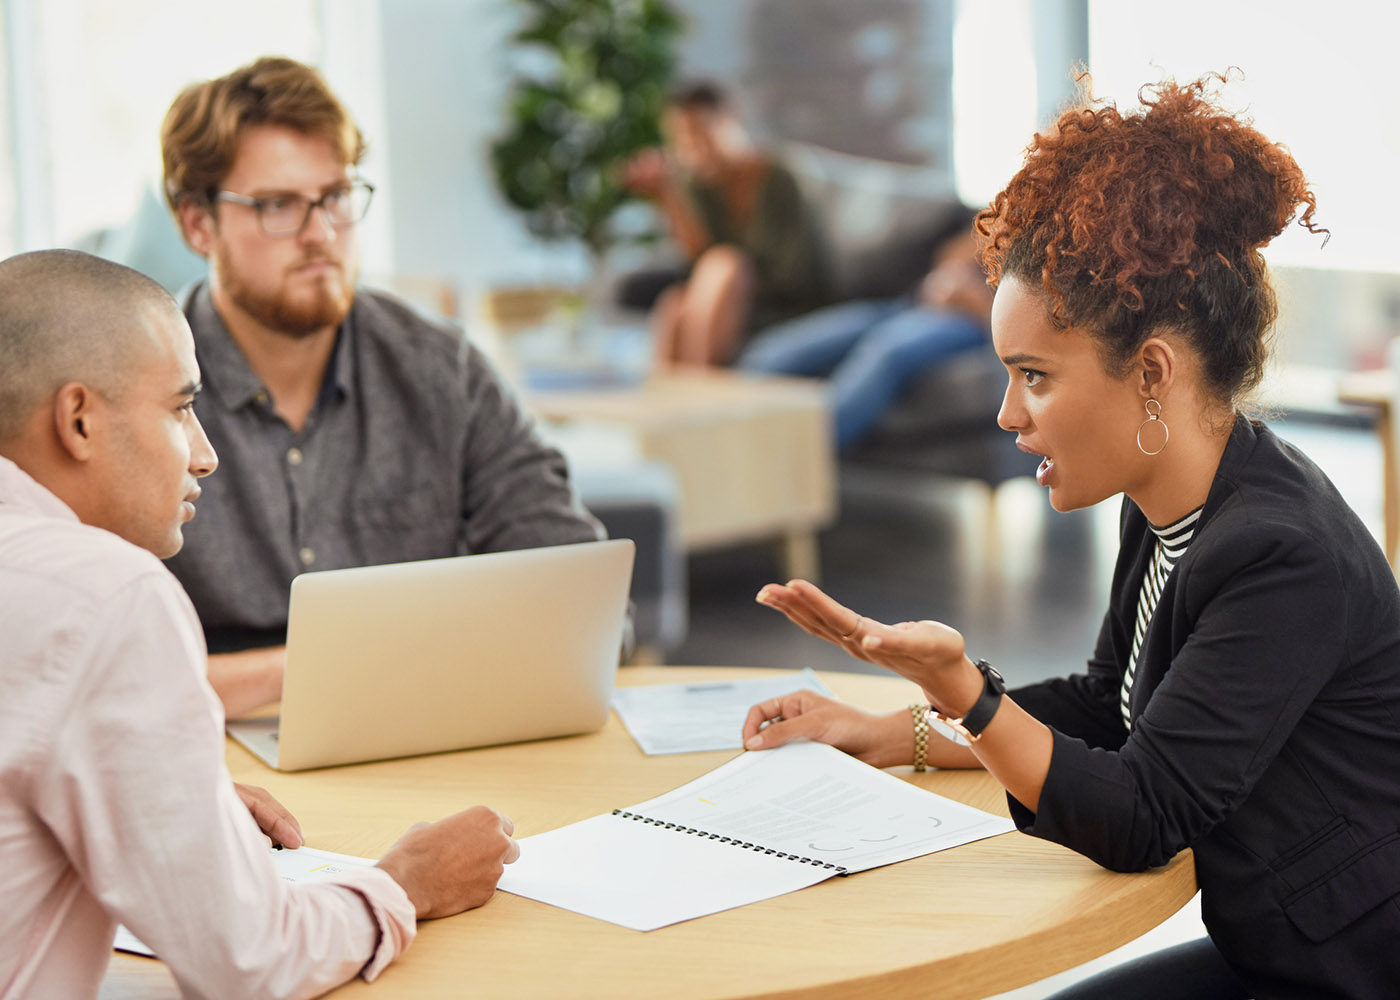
[1044,937,1251,1000]
[735,298,987,450]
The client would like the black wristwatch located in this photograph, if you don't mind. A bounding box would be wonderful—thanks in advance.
[927,659,1006,746]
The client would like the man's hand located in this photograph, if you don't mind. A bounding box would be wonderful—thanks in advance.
[376,807,520,920]
[209,646,286,719]
[621,147,671,196]
[235,782,304,849]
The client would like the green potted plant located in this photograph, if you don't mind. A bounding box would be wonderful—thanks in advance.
[492,0,684,264]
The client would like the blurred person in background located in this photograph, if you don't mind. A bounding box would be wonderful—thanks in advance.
[737,203,990,451]
[622,81,831,367]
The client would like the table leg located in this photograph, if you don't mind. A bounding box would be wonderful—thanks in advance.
[1377,405,1398,569]
[779,530,821,583]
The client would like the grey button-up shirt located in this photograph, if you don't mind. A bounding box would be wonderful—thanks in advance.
[167,283,603,651]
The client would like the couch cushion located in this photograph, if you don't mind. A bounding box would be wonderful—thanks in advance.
[779,141,965,301]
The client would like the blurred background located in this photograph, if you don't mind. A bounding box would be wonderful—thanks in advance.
[2,0,1394,717]
[0,0,1393,715]
[1,0,1396,363]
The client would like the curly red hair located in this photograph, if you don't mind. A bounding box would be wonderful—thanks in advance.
[977,71,1325,404]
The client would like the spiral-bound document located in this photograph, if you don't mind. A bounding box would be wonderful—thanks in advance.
[498,740,1014,930]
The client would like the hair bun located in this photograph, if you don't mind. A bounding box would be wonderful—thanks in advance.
[977,70,1326,406]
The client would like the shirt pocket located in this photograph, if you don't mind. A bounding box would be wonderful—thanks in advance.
[348,485,458,562]
[1280,829,1400,942]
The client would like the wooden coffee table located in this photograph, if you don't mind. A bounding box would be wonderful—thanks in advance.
[527,370,837,580]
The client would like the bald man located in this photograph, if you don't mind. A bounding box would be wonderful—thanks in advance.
[0,250,517,999]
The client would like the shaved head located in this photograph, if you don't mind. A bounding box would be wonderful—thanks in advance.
[0,250,180,444]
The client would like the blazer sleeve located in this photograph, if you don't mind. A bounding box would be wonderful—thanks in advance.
[1009,517,1352,872]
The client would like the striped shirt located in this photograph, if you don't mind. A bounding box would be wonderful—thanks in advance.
[1122,505,1203,729]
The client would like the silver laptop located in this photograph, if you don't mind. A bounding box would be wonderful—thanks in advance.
[227,539,634,771]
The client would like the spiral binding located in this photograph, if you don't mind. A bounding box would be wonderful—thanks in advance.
[611,809,848,874]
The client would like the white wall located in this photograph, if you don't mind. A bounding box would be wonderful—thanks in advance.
[369,0,591,311]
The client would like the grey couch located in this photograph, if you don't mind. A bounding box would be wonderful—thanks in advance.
[775,142,1038,486]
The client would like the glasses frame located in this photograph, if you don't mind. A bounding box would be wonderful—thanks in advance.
[214,180,375,238]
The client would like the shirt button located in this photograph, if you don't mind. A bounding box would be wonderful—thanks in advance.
[254,390,270,406]
[299,547,316,566]
[287,447,304,466]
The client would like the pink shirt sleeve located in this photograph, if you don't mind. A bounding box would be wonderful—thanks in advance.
[28,571,416,999]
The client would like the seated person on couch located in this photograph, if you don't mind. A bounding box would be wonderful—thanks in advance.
[622,81,831,367]
[159,57,606,717]
[736,204,990,452]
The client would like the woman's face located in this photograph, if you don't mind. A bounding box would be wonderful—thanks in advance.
[992,274,1150,513]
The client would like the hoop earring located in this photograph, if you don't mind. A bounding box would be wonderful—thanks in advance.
[1137,398,1169,456]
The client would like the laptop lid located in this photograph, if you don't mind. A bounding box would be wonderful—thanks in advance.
[228,538,634,771]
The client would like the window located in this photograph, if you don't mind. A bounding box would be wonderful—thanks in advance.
[1,0,323,253]
[1087,0,1399,273]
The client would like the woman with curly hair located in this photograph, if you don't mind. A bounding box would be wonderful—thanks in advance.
[742,74,1400,999]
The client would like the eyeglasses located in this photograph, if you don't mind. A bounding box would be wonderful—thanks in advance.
[215,180,375,237]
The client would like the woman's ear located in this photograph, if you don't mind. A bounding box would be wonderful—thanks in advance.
[1137,336,1178,401]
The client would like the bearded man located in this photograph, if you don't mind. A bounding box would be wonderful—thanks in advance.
[161,57,605,716]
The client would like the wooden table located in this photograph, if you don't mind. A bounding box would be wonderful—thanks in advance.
[101,667,1196,1000]
[527,371,837,581]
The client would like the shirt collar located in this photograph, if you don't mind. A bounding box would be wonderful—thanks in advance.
[0,455,82,523]
[184,281,355,413]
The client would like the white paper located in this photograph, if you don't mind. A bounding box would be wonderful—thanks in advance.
[630,740,1015,873]
[611,668,831,754]
[498,741,1014,930]
[497,813,833,931]
[113,846,375,958]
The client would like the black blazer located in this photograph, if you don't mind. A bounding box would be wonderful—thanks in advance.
[1009,417,1400,999]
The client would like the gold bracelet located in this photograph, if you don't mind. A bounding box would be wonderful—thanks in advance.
[909,703,929,772]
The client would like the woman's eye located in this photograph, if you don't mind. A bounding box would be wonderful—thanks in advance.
[1021,369,1045,387]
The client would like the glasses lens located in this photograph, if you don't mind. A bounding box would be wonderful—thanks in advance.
[260,195,313,236]
[342,182,373,224]
[253,182,373,236]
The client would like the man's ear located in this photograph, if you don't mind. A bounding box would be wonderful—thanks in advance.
[52,382,101,462]
[176,200,215,258]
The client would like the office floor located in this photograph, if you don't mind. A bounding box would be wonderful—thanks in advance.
[667,415,1384,998]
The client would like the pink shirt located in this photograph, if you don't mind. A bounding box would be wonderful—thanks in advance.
[0,457,415,999]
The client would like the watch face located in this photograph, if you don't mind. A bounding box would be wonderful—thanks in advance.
[926,710,973,747]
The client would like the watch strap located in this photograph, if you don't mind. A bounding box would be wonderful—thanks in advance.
[928,659,1005,744]
[959,659,1005,737]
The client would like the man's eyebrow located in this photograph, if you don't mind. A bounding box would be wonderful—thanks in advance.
[176,381,203,399]
[246,182,352,198]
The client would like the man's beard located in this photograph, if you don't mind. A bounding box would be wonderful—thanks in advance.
[215,244,356,338]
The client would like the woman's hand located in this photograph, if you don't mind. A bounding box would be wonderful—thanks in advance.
[755,580,983,715]
[741,690,914,768]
